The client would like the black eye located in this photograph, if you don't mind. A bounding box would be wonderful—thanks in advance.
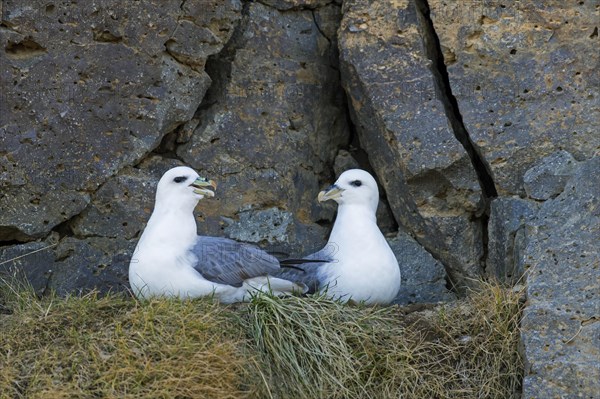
[173,176,187,183]
[350,180,362,187]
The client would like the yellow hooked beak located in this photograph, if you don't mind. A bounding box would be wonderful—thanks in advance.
[190,177,217,197]
[317,184,344,202]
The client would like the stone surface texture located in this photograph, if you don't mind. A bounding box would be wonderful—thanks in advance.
[523,150,581,201]
[389,231,456,305]
[339,0,484,288]
[487,197,539,284]
[258,0,335,11]
[429,1,600,196]
[0,0,242,240]
[176,1,349,254]
[519,157,600,399]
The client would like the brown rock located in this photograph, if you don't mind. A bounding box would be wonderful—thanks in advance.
[429,1,600,195]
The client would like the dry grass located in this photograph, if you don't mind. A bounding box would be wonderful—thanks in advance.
[0,279,524,399]
[0,281,251,399]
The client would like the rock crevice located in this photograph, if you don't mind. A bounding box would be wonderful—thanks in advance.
[414,0,497,202]
[339,0,488,290]
[414,0,503,277]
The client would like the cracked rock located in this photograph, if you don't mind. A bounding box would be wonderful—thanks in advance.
[70,159,179,240]
[518,157,600,398]
[487,197,539,284]
[0,238,57,295]
[0,0,241,241]
[339,0,481,288]
[258,0,334,11]
[49,237,131,296]
[177,1,349,253]
[523,150,580,200]
[388,230,456,305]
[428,1,600,196]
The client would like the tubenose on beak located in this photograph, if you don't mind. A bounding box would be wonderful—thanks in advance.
[317,184,344,202]
[191,177,217,197]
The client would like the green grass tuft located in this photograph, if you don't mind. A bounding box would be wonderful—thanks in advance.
[0,279,523,399]
[245,283,523,399]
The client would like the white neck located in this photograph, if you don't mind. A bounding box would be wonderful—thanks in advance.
[328,204,380,247]
[138,203,198,250]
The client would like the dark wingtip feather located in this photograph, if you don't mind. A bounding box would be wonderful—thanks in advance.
[279,258,329,265]
[279,264,306,272]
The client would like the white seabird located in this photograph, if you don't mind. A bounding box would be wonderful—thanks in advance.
[129,166,307,303]
[279,169,401,305]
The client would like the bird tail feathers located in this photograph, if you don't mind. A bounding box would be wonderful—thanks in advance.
[243,276,308,296]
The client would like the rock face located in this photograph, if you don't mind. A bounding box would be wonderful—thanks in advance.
[338,0,487,288]
[428,1,600,196]
[523,150,581,201]
[0,0,243,293]
[389,231,455,305]
[176,1,349,254]
[0,0,242,241]
[259,0,335,11]
[487,197,539,284]
[0,1,350,293]
[519,157,600,398]
[0,238,57,295]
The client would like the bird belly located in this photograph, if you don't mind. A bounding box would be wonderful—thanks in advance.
[129,251,218,299]
[320,252,400,305]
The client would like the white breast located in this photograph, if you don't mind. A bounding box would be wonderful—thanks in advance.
[318,206,401,305]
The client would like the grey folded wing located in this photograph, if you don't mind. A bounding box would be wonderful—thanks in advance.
[275,245,336,293]
[190,236,281,287]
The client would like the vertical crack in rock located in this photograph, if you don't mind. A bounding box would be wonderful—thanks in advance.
[414,0,498,273]
[182,0,250,145]
[311,9,331,43]
[311,1,396,231]
[344,100,400,232]
[147,2,246,166]
[414,0,497,201]
[150,123,187,161]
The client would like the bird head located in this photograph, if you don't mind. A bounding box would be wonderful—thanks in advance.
[318,169,379,211]
[155,166,217,209]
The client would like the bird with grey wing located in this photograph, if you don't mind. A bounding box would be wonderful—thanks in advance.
[277,169,401,305]
[129,166,315,303]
